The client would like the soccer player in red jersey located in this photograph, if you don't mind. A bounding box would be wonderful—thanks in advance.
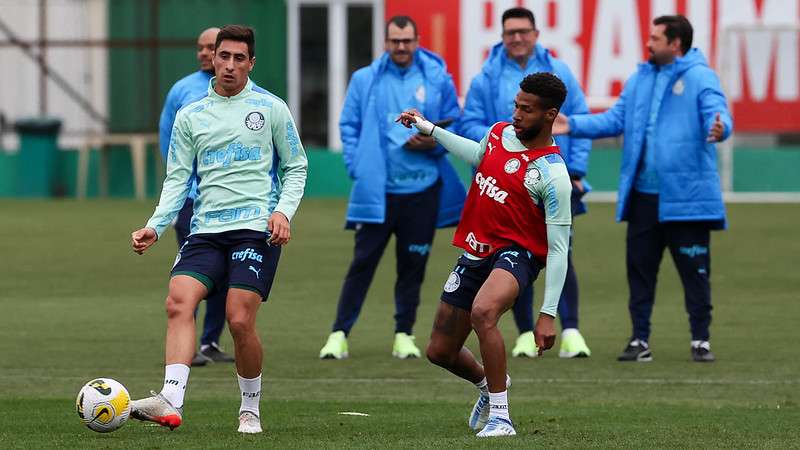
[398,72,572,437]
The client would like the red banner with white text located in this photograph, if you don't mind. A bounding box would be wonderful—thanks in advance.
[386,0,800,132]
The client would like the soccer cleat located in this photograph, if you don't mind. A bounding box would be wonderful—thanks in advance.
[392,332,421,359]
[511,331,539,358]
[191,352,210,367]
[559,328,591,358]
[468,375,512,430]
[691,341,715,362]
[237,410,262,434]
[319,331,349,360]
[617,339,653,362]
[200,342,235,363]
[468,394,490,430]
[476,416,517,437]
[130,391,182,430]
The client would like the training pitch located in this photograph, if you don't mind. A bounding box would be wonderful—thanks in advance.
[0,199,797,449]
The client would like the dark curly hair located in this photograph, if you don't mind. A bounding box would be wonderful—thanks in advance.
[519,72,567,111]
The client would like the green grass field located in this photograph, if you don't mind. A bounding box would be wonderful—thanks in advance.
[0,199,798,449]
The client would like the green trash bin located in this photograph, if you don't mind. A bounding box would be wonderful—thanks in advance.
[14,117,62,197]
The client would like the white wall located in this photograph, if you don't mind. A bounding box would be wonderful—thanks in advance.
[0,0,107,150]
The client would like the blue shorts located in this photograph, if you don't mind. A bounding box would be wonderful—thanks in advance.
[171,229,281,301]
[440,246,542,311]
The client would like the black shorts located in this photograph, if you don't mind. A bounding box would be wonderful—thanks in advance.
[171,229,281,301]
[440,246,542,311]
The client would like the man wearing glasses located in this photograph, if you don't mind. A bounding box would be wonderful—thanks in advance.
[460,7,592,360]
[319,16,465,360]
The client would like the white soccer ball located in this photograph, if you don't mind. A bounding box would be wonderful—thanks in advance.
[75,378,131,433]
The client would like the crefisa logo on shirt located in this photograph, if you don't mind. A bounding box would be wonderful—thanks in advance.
[245,111,265,131]
[474,172,509,204]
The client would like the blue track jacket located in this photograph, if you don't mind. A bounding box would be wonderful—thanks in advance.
[569,49,732,229]
[340,48,466,228]
[158,70,213,199]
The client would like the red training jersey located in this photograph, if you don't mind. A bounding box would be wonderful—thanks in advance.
[452,122,561,263]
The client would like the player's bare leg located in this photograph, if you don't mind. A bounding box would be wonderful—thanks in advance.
[471,269,519,437]
[165,275,208,365]
[427,301,500,431]
[131,275,206,430]
[426,302,483,382]
[471,269,518,391]
[226,288,264,433]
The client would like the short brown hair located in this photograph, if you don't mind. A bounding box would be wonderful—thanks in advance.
[385,15,418,37]
[215,25,255,58]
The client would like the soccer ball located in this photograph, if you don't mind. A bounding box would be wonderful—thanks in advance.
[75,378,131,433]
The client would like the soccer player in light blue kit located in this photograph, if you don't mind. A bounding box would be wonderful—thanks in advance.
[158,26,235,367]
[129,25,307,433]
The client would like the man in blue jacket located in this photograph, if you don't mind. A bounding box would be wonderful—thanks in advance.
[158,27,234,366]
[554,15,731,362]
[460,7,592,359]
[319,16,465,360]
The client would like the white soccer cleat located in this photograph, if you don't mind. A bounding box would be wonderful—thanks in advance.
[130,391,182,430]
[468,375,512,430]
[238,410,262,434]
[476,416,517,437]
[468,394,490,430]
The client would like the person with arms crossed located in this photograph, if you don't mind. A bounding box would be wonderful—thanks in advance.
[553,15,731,362]
[398,72,571,437]
[318,15,465,360]
[460,7,591,359]
[129,25,308,433]
[158,26,235,367]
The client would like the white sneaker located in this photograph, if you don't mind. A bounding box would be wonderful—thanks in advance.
[238,410,262,434]
[468,375,511,430]
[130,391,182,430]
[476,416,517,437]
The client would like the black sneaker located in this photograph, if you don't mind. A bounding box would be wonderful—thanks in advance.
[617,339,653,362]
[691,342,715,362]
[200,343,235,363]
[191,352,210,367]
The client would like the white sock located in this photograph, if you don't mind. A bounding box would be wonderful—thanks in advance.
[475,375,512,396]
[488,390,510,420]
[474,377,489,396]
[160,363,190,408]
[238,373,262,416]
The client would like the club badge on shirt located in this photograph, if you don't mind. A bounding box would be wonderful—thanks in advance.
[245,112,265,131]
[672,78,685,95]
[415,85,426,103]
[504,158,521,174]
[524,168,542,186]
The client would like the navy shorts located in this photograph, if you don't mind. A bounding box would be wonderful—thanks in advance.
[171,229,281,301]
[440,246,542,311]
